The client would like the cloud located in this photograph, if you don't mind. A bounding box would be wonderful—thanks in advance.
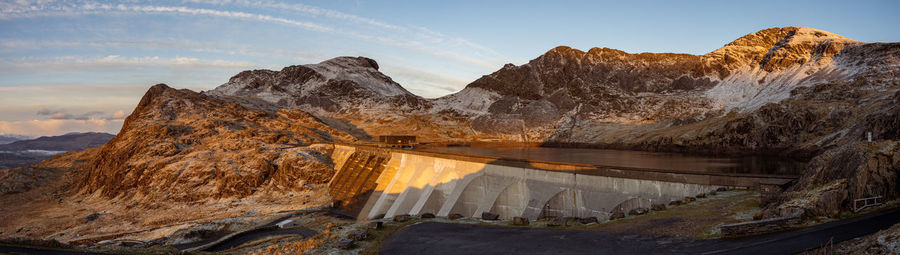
[35,108,128,120]
[0,119,124,137]
[0,55,254,70]
[0,1,507,72]
[379,64,473,97]
[111,110,128,120]
[186,0,406,31]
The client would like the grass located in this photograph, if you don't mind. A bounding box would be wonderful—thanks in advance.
[545,190,762,239]
[358,219,421,255]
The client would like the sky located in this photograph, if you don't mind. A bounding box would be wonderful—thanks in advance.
[1,0,899,137]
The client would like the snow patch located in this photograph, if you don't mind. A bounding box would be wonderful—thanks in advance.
[705,53,856,111]
[431,87,500,115]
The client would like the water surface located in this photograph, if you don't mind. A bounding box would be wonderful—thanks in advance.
[421,146,805,176]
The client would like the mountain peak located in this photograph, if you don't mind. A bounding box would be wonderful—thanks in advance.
[707,26,861,72]
[718,27,857,50]
[317,56,380,70]
[206,56,417,114]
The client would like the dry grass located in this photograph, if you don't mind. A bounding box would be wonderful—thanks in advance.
[576,190,761,238]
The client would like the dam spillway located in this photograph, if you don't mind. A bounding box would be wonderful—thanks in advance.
[327,144,796,220]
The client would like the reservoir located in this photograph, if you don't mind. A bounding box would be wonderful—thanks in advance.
[419,146,805,177]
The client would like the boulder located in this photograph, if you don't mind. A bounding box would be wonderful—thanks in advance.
[84,212,103,223]
[348,230,369,241]
[814,189,848,217]
[682,196,697,204]
[651,203,667,211]
[338,239,355,250]
[513,217,530,225]
[482,212,500,220]
[448,213,464,220]
[668,200,681,206]
[628,208,649,216]
[709,190,718,196]
[609,211,626,220]
[696,193,707,198]
[392,214,410,222]
[578,217,599,224]
[368,221,383,230]
[717,187,728,192]
[420,213,436,219]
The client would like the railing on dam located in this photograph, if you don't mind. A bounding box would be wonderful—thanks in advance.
[325,143,797,221]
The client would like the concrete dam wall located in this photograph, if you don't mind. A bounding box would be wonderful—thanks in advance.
[328,144,731,220]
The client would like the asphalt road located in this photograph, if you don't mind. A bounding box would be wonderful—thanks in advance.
[381,207,900,255]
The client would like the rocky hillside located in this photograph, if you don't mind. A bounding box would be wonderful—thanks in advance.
[0,86,354,243]
[206,26,899,219]
[77,84,359,203]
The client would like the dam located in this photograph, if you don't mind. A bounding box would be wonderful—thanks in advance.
[327,144,797,220]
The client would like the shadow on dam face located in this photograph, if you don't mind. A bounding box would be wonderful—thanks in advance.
[325,144,764,221]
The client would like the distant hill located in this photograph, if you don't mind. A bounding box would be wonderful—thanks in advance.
[0,132,114,151]
[0,132,114,169]
[0,135,30,145]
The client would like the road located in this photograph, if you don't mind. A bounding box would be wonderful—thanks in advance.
[381,207,900,255]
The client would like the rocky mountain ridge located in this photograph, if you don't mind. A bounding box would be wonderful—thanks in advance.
[205,26,899,220]
[207,27,891,149]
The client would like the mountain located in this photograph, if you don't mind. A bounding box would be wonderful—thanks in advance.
[0,134,30,145]
[205,56,429,116]
[433,27,870,143]
[0,132,113,152]
[0,26,896,243]
[207,26,899,219]
[1,84,357,242]
[78,84,357,202]
[0,132,114,169]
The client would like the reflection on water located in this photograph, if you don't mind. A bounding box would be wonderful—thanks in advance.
[421,146,806,176]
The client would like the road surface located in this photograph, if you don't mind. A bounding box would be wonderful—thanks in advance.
[381,207,900,255]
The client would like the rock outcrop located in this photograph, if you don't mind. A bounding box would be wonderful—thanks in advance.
[77,84,357,202]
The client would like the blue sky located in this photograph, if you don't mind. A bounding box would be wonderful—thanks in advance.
[1,0,899,137]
